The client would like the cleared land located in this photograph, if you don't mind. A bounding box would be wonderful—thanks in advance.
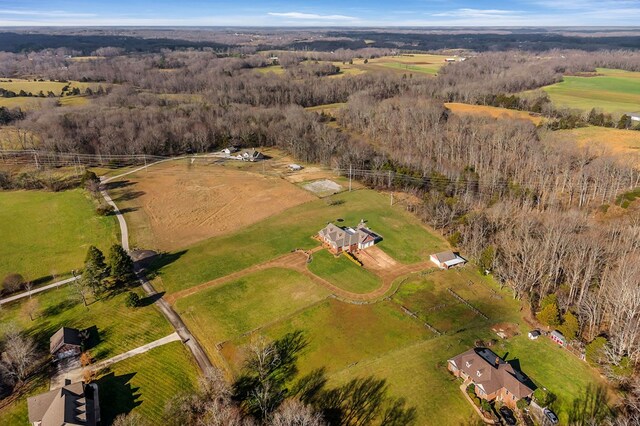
[150,188,449,295]
[0,78,98,96]
[552,126,640,158]
[0,126,39,149]
[446,102,544,125]
[175,267,330,360]
[307,250,381,294]
[106,160,315,251]
[0,189,117,283]
[541,68,640,114]
[330,54,449,77]
[96,341,198,424]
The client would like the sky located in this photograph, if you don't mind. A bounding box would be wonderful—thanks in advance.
[0,0,639,27]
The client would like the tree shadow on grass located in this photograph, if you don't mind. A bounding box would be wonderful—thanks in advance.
[113,190,145,203]
[143,250,188,279]
[138,292,165,307]
[103,180,135,191]
[96,371,142,424]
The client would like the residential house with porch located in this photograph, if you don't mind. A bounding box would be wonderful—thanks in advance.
[318,220,381,254]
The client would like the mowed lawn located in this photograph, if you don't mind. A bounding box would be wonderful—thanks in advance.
[96,341,198,424]
[308,250,381,294]
[0,285,172,362]
[0,189,117,283]
[542,68,640,114]
[175,268,330,358]
[152,188,448,294]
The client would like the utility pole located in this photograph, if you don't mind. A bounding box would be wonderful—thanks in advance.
[349,164,352,192]
[388,170,393,206]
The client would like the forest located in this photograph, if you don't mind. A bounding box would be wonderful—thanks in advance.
[0,42,639,424]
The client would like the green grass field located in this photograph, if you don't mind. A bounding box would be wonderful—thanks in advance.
[0,189,118,284]
[0,79,97,96]
[542,68,640,114]
[152,188,448,295]
[96,341,198,424]
[0,284,172,361]
[308,250,381,294]
[175,268,330,354]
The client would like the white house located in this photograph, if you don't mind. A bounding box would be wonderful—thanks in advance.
[430,251,467,269]
[528,330,541,340]
[222,147,238,155]
[235,149,264,162]
[288,164,303,171]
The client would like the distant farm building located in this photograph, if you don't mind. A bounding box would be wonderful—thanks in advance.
[222,147,238,155]
[430,251,467,269]
[50,327,82,361]
[28,380,100,426]
[288,164,303,171]
[318,221,381,254]
[628,113,640,122]
[550,330,566,347]
[235,149,264,162]
[528,330,541,340]
[448,347,535,410]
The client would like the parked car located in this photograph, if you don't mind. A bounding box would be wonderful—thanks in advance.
[499,406,517,425]
[543,408,559,425]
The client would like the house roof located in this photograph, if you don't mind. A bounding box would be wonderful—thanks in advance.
[449,347,534,399]
[318,222,379,249]
[529,330,541,337]
[550,330,565,340]
[50,327,82,354]
[431,251,466,267]
[27,382,97,426]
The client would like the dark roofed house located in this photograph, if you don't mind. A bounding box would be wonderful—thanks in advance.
[318,220,381,254]
[430,251,467,269]
[448,347,535,409]
[27,380,100,426]
[50,327,82,361]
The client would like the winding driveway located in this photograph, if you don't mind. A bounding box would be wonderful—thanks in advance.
[101,161,214,373]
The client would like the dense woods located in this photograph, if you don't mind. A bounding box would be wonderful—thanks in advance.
[1,44,639,423]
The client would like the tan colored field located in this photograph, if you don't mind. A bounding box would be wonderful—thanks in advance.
[0,126,39,149]
[554,126,640,158]
[109,160,316,251]
[445,102,544,125]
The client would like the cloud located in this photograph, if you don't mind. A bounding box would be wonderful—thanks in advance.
[431,9,522,18]
[267,12,357,21]
[0,9,96,18]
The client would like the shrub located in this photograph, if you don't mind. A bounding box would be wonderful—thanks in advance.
[2,273,25,294]
[480,399,492,413]
[125,292,141,308]
[537,299,560,327]
[96,204,115,216]
[558,311,579,340]
[80,352,93,367]
[516,398,529,410]
[533,388,556,407]
[585,337,608,365]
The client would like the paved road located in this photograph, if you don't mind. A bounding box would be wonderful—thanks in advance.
[0,276,77,305]
[100,162,214,374]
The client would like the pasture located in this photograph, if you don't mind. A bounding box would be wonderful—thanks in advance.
[541,68,640,114]
[105,159,315,251]
[445,102,544,125]
[149,187,448,295]
[0,189,117,284]
[552,126,640,158]
[96,341,198,424]
[0,78,98,96]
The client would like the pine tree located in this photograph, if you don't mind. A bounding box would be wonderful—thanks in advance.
[559,311,579,340]
[83,246,107,295]
[108,244,134,284]
[538,302,561,327]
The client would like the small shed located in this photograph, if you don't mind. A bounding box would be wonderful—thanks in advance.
[550,330,566,347]
[288,164,303,171]
[528,330,541,340]
[430,251,467,269]
[222,147,238,155]
[50,327,82,361]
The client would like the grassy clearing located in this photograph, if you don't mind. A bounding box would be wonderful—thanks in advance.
[255,65,285,74]
[0,78,98,95]
[0,126,39,149]
[0,284,172,362]
[446,102,544,125]
[393,268,521,334]
[223,298,434,376]
[308,250,381,294]
[0,189,118,283]
[151,188,448,294]
[96,341,198,424]
[175,268,330,355]
[553,126,640,157]
[542,68,640,114]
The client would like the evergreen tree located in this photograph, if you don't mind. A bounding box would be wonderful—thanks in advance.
[108,244,134,284]
[559,311,579,340]
[538,301,561,327]
[82,246,107,295]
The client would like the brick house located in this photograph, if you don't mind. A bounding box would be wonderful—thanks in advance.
[448,347,535,409]
[318,221,381,254]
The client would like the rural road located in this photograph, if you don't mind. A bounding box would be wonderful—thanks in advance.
[100,160,215,374]
[0,276,77,305]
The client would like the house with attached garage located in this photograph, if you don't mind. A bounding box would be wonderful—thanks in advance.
[318,220,381,254]
[236,148,264,162]
[448,347,535,410]
[28,380,100,426]
[50,327,83,361]
[430,251,467,269]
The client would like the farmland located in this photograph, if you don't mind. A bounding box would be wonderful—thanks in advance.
[551,126,640,159]
[446,102,544,125]
[0,189,117,283]
[541,68,640,114]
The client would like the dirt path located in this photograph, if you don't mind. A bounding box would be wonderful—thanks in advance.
[167,248,435,305]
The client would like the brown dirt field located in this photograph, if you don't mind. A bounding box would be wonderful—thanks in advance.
[358,246,398,271]
[114,162,315,251]
[445,102,544,125]
[284,166,339,184]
